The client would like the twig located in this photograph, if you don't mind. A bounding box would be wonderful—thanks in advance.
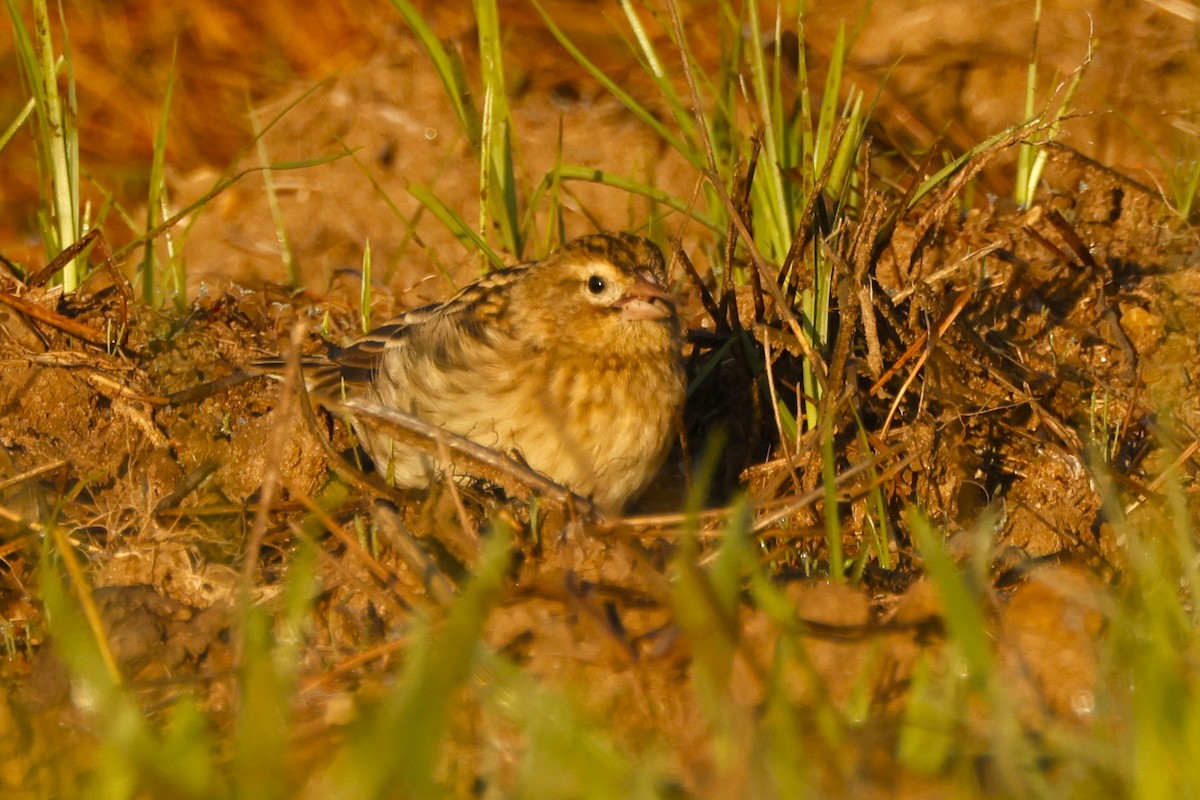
[880,288,974,437]
[372,502,459,606]
[887,243,1002,303]
[0,289,115,349]
[605,442,911,536]
[336,397,597,515]
[289,513,411,620]
[240,322,307,588]
[0,459,67,495]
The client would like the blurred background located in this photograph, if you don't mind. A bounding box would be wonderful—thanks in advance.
[1,0,1196,300]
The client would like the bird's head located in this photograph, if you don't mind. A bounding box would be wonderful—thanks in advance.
[512,233,681,359]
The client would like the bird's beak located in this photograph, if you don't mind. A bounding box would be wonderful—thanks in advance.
[615,273,675,321]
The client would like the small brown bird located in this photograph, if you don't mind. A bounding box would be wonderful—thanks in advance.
[273,233,686,511]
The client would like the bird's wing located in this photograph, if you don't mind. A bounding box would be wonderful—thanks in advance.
[327,317,411,386]
[330,266,526,385]
[247,353,351,396]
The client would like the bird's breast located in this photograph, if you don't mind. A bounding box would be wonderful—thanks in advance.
[519,348,684,507]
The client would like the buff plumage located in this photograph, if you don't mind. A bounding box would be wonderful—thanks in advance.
[294,233,686,510]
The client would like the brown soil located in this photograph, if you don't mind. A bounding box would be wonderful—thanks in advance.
[1,1,1199,796]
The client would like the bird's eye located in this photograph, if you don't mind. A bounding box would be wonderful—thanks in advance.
[587,275,607,295]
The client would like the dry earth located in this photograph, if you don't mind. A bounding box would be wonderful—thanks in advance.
[1,0,1199,796]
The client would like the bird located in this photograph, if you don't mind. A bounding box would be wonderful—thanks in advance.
[262,232,686,511]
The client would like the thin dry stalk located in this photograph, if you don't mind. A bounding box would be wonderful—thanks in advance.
[880,288,974,437]
[240,321,306,588]
[337,397,595,515]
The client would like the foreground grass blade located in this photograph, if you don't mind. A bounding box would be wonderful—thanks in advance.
[404,181,505,268]
[907,508,992,686]
[38,534,221,798]
[313,526,511,799]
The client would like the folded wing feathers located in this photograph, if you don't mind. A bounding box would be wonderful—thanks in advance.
[253,266,527,394]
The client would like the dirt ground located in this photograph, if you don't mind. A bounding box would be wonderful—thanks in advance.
[1,0,1199,796]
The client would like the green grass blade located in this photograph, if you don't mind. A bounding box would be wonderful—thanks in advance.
[1014,0,1043,207]
[108,152,351,266]
[38,530,223,799]
[7,0,82,290]
[744,0,791,260]
[907,507,992,688]
[815,24,847,180]
[338,140,459,285]
[671,573,738,778]
[1113,109,1200,220]
[142,43,177,306]
[233,604,291,800]
[360,238,372,333]
[139,74,341,272]
[531,0,700,169]
[234,531,318,800]
[1025,50,1088,202]
[475,0,522,258]
[828,91,865,207]
[822,418,843,581]
[480,655,664,799]
[57,0,80,225]
[795,14,817,196]
[535,117,566,254]
[250,100,299,288]
[536,164,723,233]
[618,0,700,148]
[851,412,892,571]
[1177,159,1200,219]
[686,333,740,400]
[908,124,1022,208]
[385,0,480,148]
[0,95,35,154]
[897,652,962,775]
[404,181,505,268]
[156,698,221,798]
[317,525,511,799]
[711,495,753,615]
